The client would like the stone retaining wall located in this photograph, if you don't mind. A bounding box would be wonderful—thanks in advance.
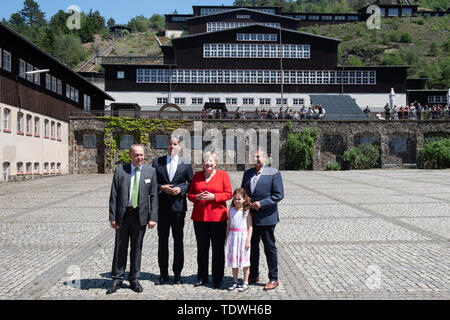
[69,118,450,173]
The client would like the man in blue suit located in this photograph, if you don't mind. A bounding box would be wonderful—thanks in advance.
[241,148,284,290]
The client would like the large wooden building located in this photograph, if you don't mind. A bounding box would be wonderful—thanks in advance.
[0,22,114,183]
[103,4,415,113]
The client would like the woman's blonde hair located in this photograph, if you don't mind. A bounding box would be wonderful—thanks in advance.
[203,151,219,164]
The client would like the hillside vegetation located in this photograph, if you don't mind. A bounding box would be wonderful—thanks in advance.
[299,16,450,88]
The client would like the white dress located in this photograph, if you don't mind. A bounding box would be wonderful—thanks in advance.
[225,207,250,268]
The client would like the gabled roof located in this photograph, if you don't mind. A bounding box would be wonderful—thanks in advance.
[0,22,115,101]
[186,8,300,23]
[172,24,341,43]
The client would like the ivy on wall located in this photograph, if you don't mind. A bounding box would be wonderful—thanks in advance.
[102,117,192,166]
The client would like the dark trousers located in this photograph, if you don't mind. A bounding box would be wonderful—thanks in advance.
[193,221,227,285]
[250,225,278,281]
[157,211,185,278]
[111,208,146,283]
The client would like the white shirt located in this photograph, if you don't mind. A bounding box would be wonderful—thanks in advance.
[250,165,265,194]
[129,164,142,206]
[166,154,179,181]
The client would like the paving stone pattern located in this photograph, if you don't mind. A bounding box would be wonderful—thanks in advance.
[0,170,449,300]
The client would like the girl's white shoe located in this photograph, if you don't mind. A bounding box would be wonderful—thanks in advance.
[238,283,249,292]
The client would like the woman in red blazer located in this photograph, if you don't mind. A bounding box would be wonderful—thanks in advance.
[187,152,233,288]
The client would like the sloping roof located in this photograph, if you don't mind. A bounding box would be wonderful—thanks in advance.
[172,24,342,43]
[0,22,115,101]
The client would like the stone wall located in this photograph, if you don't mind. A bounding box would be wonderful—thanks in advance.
[69,117,450,173]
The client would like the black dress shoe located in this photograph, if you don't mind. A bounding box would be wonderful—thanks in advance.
[155,276,169,285]
[173,274,182,285]
[106,280,122,295]
[130,281,143,293]
[213,281,223,289]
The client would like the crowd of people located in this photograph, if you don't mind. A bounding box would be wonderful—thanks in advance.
[377,103,450,120]
[201,105,326,120]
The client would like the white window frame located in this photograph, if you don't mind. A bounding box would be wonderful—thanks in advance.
[2,50,11,72]
[26,63,33,82]
[19,59,26,78]
[2,162,9,182]
[117,71,125,79]
[3,108,10,131]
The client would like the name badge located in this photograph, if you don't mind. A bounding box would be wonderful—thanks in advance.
[144,179,151,184]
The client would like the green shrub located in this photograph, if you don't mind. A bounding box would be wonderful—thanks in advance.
[327,162,342,171]
[381,52,406,66]
[285,128,318,170]
[348,56,363,66]
[343,144,381,170]
[416,18,425,25]
[418,138,450,169]
[399,32,413,43]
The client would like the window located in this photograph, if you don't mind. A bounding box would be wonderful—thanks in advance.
[191,98,203,105]
[57,123,61,140]
[46,74,51,90]
[57,80,62,95]
[51,163,55,174]
[388,8,399,16]
[401,8,412,16]
[276,98,288,105]
[3,109,10,131]
[33,68,40,85]
[157,97,168,104]
[117,71,125,79]
[236,15,250,19]
[226,98,237,105]
[309,15,319,20]
[120,135,133,150]
[322,15,333,20]
[27,63,33,82]
[50,121,55,139]
[44,162,49,174]
[83,134,96,149]
[74,89,79,103]
[335,15,346,21]
[2,162,9,182]
[156,135,168,149]
[174,97,186,105]
[243,98,254,105]
[204,44,310,59]
[19,60,26,78]
[84,94,91,112]
[34,162,39,174]
[26,162,32,175]
[17,112,24,134]
[293,98,305,105]
[17,162,24,175]
[57,163,61,174]
[259,98,271,106]
[26,115,32,135]
[209,97,220,103]
[2,51,11,72]
[44,119,49,138]
[34,117,40,136]
[66,84,71,98]
[236,33,277,41]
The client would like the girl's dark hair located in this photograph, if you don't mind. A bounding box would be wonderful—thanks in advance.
[231,188,251,215]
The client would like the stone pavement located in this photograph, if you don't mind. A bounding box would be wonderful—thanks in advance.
[0,170,449,300]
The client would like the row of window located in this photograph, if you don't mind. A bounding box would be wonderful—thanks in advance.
[428,96,448,103]
[204,43,310,59]
[2,162,62,182]
[236,33,278,41]
[285,14,359,21]
[200,8,276,16]
[157,97,305,106]
[2,49,90,107]
[1,107,62,140]
[137,69,377,85]
[207,22,281,32]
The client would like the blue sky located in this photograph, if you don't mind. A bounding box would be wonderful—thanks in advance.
[1,0,236,24]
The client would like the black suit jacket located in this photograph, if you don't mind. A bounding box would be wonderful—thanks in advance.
[152,156,194,214]
[109,164,158,227]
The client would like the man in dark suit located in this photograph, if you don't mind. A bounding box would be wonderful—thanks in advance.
[152,136,193,285]
[241,148,284,291]
[106,144,158,294]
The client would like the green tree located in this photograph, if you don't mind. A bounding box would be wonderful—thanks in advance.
[149,14,165,32]
[381,52,406,66]
[347,56,363,66]
[128,15,150,32]
[20,0,46,28]
[429,41,439,56]
[107,18,116,27]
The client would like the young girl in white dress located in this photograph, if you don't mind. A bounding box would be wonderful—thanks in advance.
[225,188,253,292]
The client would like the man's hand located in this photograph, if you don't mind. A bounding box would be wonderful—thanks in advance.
[161,185,181,196]
[110,221,119,230]
[250,201,261,211]
[148,221,156,229]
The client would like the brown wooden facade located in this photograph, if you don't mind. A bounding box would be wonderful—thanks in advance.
[0,23,114,122]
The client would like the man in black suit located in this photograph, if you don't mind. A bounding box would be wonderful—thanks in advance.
[106,144,158,294]
[152,135,193,285]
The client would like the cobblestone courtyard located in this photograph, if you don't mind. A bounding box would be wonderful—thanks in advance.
[0,170,449,300]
